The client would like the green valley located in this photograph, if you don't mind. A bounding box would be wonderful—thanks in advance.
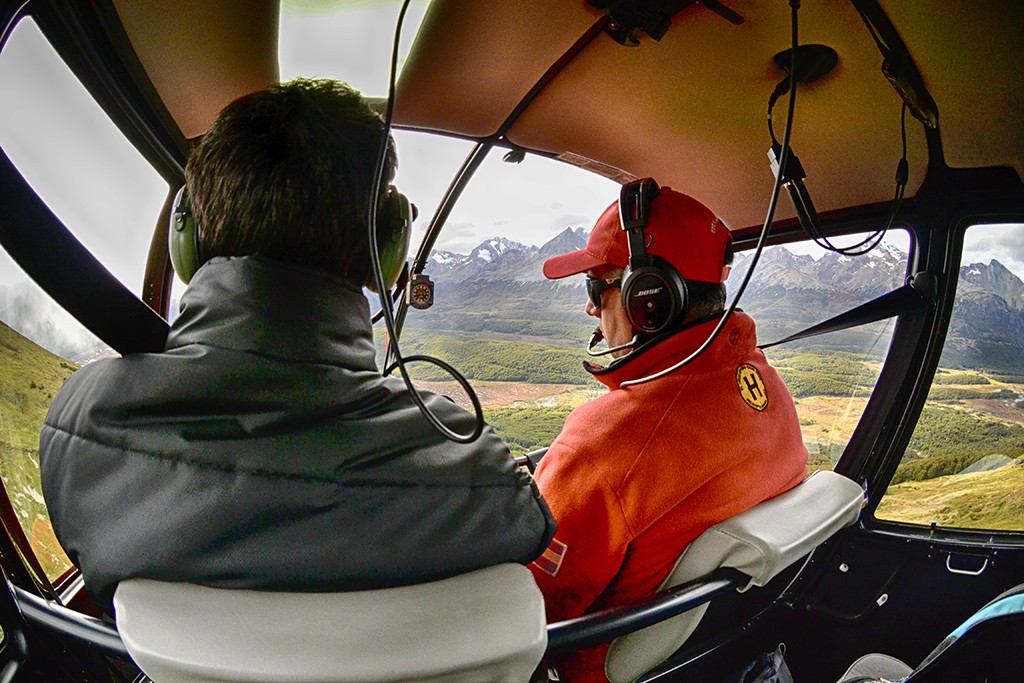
[385,330,1024,532]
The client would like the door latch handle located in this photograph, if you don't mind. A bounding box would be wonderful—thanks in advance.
[946,554,989,576]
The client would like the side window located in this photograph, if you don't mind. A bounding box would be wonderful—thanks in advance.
[0,19,166,582]
[0,256,79,583]
[392,143,617,454]
[733,231,911,472]
[0,20,167,294]
[876,224,1024,531]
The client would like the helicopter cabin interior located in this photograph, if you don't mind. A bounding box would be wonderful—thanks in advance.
[0,0,1023,681]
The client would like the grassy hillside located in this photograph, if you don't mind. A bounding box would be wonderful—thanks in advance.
[0,321,76,579]
[0,321,76,447]
[877,459,1024,529]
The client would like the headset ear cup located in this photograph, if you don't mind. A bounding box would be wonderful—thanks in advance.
[168,186,201,284]
[367,186,413,293]
[621,257,687,334]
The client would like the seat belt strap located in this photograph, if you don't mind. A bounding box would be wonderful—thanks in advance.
[760,272,937,350]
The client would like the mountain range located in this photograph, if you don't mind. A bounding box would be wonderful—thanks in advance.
[411,228,1024,376]
[941,260,1024,377]
[1,227,1021,379]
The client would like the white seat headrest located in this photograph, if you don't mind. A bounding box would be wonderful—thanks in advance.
[115,563,547,683]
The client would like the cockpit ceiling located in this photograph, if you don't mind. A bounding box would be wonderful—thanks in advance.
[881,1,1024,182]
[109,0,1023,232]
[112,0,280,141]
[394,0,929,229]
[503,2,919,231]
[401,0,1023,228]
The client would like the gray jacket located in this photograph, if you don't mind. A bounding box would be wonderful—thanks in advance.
[40,256,555,609]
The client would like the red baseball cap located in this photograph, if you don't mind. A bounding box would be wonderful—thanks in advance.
[542,187,732,283]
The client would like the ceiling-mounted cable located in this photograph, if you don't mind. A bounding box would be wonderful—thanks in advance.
[621,0,803,387]
[366,0,484,444]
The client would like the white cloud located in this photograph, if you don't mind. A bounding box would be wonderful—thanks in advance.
[961,224,1024,279]
[432,222,478,253]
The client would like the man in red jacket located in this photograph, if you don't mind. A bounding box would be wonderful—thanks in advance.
[530,180,808,682]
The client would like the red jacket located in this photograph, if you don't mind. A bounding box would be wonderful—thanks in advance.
[531,312,808,681]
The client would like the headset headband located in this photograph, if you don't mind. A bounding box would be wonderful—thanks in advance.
[620,178,661,271]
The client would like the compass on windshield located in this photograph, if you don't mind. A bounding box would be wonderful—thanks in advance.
[408,274,434,310]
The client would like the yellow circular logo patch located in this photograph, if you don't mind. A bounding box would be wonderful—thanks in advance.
[736,364,769,411]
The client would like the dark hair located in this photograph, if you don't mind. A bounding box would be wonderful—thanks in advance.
[185,78,397,283]
[685,240,733,320]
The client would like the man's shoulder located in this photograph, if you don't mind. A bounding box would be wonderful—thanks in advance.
[544,392,644,476]
[559,389,635,440]
[47,355,130,413]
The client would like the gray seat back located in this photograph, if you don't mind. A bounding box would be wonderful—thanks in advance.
[114,563,546,683]
[605,470,865,683]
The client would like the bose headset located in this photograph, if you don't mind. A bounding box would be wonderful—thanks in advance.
[619,0,804,388]
[168,184,414,290]
[619,178,689,336]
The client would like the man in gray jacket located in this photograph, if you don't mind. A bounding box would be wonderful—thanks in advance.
[40,78,556,611]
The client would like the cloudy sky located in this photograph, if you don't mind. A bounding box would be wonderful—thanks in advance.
[0,0,1021,296]
[0,1,618,291]
[277,1,619,255]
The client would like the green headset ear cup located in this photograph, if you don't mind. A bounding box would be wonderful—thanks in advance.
[168,186,201,284]
[367,186,413,293]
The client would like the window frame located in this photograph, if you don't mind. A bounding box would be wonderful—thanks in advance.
[863,213,1024,547]
[0,7,180,601]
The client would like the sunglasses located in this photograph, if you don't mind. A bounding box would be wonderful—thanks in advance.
[585,276,622,309]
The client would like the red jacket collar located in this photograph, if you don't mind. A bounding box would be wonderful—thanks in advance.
[585,311,758,390]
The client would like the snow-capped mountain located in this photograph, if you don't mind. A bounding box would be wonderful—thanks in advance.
[958,259,1024,313]
[428,237,536,282]
[731,239,907,303]
[412,229,1024,374]
[468,237,529,263]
